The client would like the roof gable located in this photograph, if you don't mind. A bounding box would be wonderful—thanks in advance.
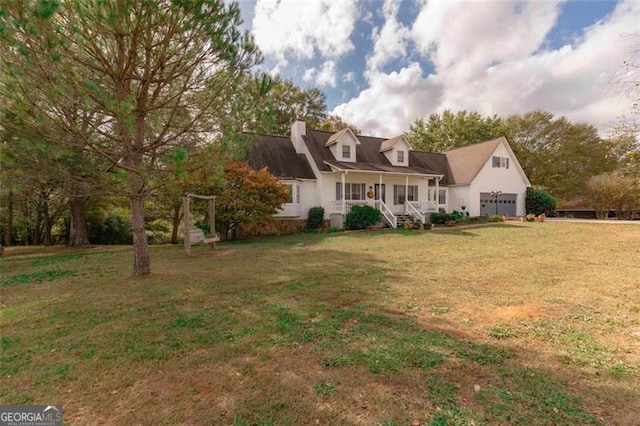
[444,137,529,186]
[444,137,504,184]
[325,128,361,147]
[379,135,413,152]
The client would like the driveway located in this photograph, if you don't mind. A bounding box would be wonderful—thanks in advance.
[545,217,640,224]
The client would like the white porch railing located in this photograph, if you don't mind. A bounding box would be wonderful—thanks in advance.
[331,199,378,213]
[377,200,397,228]
[406,202,425,224]
[331,199,397,228]
[408,200,438,213]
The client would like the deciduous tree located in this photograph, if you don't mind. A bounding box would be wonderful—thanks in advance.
[584,171,639,219]
[503,111,617,201]
[406,109,504,152]
[318,114,361,134]
[202,161,288,241]
[243,76,327,136]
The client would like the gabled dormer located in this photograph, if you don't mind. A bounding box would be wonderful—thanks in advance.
[325,128,361,162]
[380,135,412,166]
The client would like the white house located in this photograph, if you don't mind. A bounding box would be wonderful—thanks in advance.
[245,121,530,228]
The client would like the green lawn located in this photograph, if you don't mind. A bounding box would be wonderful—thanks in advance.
[1,222,639,425]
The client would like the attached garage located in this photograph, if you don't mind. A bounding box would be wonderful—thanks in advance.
[480,193,517,216]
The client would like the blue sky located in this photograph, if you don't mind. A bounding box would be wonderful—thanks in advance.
[238,0,638,136]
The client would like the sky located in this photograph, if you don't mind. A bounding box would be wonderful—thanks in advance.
[237,0,639,137]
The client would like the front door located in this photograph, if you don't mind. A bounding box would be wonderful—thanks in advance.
[374,184,386,203]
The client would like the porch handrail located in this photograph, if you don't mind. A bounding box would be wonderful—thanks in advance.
[332,199,378,214]
[408,200,438,213]
[377,200,397,228]
[406,201,426,224]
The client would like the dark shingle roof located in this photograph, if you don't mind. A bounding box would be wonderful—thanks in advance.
[245,128,511,187]
[409,152,451,185]
[303,129,449,182]
[244,133,315,180]
[303,129,392,170]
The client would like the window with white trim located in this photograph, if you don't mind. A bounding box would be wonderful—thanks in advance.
[285,183,298,204]
[342,144,351,159]
[492,156,509,169]
[397,150,405,163]
[438,189,446,205]
[335,182,366,200]
[408,185,418,202]
[393,185,418,205]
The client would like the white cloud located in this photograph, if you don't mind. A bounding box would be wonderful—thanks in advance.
[303,67,316,82]
[334,0,638,136]
[343,71,355,83]
[332,63,444,137]
[366,0,409,76]
[316,61,337,87]
[436,0,639,131]
[410,1,563,86]
[268,63,281,77]
[252,0,358,67]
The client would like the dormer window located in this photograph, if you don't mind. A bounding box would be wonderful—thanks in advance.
[342,144,351,159]
[326,128,360,163]
[380,135,413,166]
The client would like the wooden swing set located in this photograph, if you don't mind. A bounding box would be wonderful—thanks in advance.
[182,193,220,256]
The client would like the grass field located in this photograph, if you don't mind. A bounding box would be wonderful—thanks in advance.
[1,222,639,425]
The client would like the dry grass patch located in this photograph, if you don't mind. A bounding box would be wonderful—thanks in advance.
[1,222,638,425]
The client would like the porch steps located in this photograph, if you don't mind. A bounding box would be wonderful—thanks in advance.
[395,214,413,228]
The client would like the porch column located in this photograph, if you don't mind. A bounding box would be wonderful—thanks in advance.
[435,177,440,209]
[405,175,409,213]
[341,172,346,214]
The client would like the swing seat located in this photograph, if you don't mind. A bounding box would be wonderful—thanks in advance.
[188,229,220,245]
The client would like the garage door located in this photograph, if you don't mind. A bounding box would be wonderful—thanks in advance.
[480,193,517,216]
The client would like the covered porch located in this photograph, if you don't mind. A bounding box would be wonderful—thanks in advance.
[329,169,444,228]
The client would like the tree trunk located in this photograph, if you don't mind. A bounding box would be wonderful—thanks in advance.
[41,191,52,246]
[129,173,150,276]
[171,203,181,245]
[33,204,42,245]
[33,191,47,245]
[4,190,13,246]
[43,204,53,246]
[68,197,90,246]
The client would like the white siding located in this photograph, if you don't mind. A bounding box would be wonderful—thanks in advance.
[447,186,466,213]
[468,143,528,216]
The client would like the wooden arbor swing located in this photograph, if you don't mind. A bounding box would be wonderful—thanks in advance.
[183,193,220,256]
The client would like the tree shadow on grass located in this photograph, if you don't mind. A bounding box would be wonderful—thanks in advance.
[432,229,480,237]
[3,230,637,425]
